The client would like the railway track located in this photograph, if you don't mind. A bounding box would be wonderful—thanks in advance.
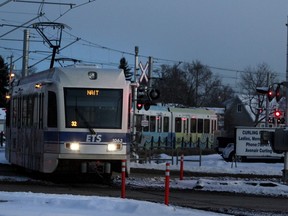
[0,163,287,215]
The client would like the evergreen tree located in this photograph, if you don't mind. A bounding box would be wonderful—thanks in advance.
[0,56,9,108]
[119,57,132,81]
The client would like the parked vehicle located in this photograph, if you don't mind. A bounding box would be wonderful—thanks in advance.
[222,143,235,162]
[215,136,235,154]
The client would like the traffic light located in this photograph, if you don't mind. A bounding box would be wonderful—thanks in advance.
[136,102,143,110]
[274,109,281,118]
[275,85,282,102]
[136,86,160,111]
[267,86,274,102]
[136,86,146,110]
[148,88,160,101]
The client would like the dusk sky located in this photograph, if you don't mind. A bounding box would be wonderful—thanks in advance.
[1,0,288,91]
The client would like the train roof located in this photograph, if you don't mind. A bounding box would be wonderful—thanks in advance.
[14,67,128,88]
[137,105,217,117]
[168,107,216,115]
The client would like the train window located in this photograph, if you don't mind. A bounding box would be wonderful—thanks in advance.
[191,118,196,133]
[163,117,169,132]
[22,96,28,126]
[183,117,188,133]
[175,117,182,133]
[32,94,38,128]
[64,88,122,129]
[198,119,203,133]
[135,115,142,132]
[48,91,57,128]
[12,98,17,127]
[204,119,210,133]
[5,101,10,127]
[150,116,156,132]
[17,97,22,128]
[26,96,34,127]
[157,116,162,132]
[143,115,149,132]
[39,93,44,129]
[214,119,217,131]
[128,93,132,130]
[211,120,215,132]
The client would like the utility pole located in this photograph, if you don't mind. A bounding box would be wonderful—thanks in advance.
[148,56,153,88]
[22,29,29,77]
[132,46,139,147]
[7,55,13,86]
[284,19,288,183]
[265,72,270,127]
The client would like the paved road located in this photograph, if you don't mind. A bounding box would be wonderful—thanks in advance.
[0,161,286,215]
[0,181,287,215]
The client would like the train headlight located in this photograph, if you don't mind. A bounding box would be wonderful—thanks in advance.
[65,142,80,151]
[107,143,122,152]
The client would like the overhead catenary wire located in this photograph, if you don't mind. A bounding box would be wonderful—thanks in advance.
[0,0,282,82]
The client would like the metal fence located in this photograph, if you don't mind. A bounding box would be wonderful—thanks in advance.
[130,136,208,166]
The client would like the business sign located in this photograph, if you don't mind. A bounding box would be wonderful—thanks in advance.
[236,127,282,157]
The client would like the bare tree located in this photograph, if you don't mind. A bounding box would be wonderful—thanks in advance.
[154,64,188,105]
[154,61,234,107]
[183,60,234,107]
[238,63,278,125]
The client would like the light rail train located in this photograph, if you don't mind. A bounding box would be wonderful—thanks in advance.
[135,105,218,149]
[5,67,131,179]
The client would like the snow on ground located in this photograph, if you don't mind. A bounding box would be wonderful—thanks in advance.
[0,147,230,216]
[127,153,288,197]
[0,146,287,216]
[0,191,228,216]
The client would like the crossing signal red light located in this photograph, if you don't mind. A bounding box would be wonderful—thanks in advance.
[136,102,143,110]
[267,86,275,102]
[274,110,281,118]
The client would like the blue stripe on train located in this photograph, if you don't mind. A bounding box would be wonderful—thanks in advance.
[44,131,130,143]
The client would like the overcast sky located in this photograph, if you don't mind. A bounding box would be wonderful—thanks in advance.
[1,0,288,90]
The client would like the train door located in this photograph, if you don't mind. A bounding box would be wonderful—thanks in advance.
[182,115,190,145]
[174,116,189,148]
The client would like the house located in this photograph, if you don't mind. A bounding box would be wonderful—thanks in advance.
[223,94,279,138]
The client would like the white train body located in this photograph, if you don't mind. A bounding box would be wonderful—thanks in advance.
[5,67,131,176]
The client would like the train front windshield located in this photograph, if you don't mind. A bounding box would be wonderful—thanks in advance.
[64,88,123,129]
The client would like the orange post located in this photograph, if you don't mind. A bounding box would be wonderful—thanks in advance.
[121,160,126,199]
[165,162,170,205]
[180,154,184,180]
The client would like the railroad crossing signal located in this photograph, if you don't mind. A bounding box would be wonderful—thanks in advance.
[136,85,160,111]
[139,61,149,84]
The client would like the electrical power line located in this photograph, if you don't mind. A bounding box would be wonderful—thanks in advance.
[0,0,282,82]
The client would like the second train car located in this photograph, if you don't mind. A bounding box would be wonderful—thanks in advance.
[135,105,218,149]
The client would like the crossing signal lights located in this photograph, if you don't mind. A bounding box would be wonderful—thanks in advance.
[148,89,160,101]
[275,85,282,102]
[136,102,143,110]
[136,86,160,111]
[267,86,274,102]
[274,110,282,118]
